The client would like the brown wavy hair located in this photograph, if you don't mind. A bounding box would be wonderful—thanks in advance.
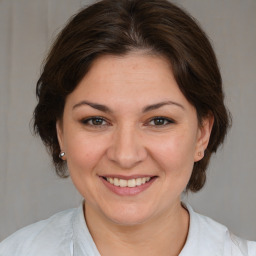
[33,0,231,192]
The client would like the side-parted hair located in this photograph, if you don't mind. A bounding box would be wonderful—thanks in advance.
[33,0,231,192]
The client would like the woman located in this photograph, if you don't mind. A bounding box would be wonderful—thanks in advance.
[0,0,255,255]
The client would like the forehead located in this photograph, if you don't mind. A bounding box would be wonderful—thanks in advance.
[86,53,173,84]
[66,53,193,112]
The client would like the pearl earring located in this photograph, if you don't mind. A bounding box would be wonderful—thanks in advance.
[59,151,65,159]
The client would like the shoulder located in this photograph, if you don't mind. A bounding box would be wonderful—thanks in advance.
[228,233,256,256]
[0,208,76,256]
[181,203,256,256]
[198,212,256,255]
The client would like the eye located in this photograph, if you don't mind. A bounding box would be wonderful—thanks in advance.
[147,117,174,126]
[81,117,109,127]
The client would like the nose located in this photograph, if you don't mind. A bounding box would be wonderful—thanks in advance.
[106,124,147,169]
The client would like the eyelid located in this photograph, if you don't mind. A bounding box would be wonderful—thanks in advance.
[80,116,110,126]
[80,116,175,128]
[146,116,175,126]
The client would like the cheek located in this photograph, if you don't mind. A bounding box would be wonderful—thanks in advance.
[64,132,110,200]
[64,132,107,175]
[150,132,196,176]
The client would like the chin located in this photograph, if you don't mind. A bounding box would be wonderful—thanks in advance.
[102,204,155,226]
[109,214,151,226]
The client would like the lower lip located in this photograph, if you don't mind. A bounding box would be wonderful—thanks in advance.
[100,177,157,196]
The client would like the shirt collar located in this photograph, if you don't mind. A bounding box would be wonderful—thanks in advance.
[71,201,227,256]
[179,202,226,255]
[72,202,101,256]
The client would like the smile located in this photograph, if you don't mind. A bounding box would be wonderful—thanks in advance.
[101,175,157,196]
[105,177,151,188]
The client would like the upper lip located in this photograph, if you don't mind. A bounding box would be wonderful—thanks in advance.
[99,174,157,180]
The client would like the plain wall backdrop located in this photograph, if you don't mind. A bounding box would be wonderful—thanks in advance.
[0,0,256,241]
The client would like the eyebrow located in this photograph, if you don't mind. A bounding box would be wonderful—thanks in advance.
[72,100,184,113]
[142,101,184,112]
[73,100,112,113]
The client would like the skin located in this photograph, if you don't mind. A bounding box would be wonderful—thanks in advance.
[57,53,213,256]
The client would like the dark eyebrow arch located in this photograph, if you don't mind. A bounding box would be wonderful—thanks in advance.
[73,100,113,113]
[142,101,184,112]
[72,100,184,113]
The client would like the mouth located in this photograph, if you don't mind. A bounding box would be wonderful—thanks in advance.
[100,175,157,196]
[101,176,156,188]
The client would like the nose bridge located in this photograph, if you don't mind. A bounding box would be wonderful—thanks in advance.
[107,122,147,169]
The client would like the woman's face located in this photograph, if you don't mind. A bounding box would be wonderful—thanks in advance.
[57,53,212,225]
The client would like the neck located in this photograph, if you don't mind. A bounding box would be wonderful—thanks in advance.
[84,200,189,256]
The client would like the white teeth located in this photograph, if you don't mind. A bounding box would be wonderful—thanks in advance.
[114,178,119,186]
[136,178,142,186]
[128,179,136,187]
[119,179,127,187]
[106,177,152,187]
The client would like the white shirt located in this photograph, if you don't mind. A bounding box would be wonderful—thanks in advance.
[0,203,255,256]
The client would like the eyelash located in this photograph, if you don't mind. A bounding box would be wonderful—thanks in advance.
[147,117,175,126]
[80,116,175,128]
[81,116,109,127]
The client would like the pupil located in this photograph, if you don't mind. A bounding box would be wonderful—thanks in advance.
[155,118,164,125]
[93,118,102,125]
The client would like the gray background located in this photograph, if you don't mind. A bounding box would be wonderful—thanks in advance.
[0,0,255,241]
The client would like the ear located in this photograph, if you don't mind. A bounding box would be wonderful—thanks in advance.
[56,120,66,159]
[194,113,214,162]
